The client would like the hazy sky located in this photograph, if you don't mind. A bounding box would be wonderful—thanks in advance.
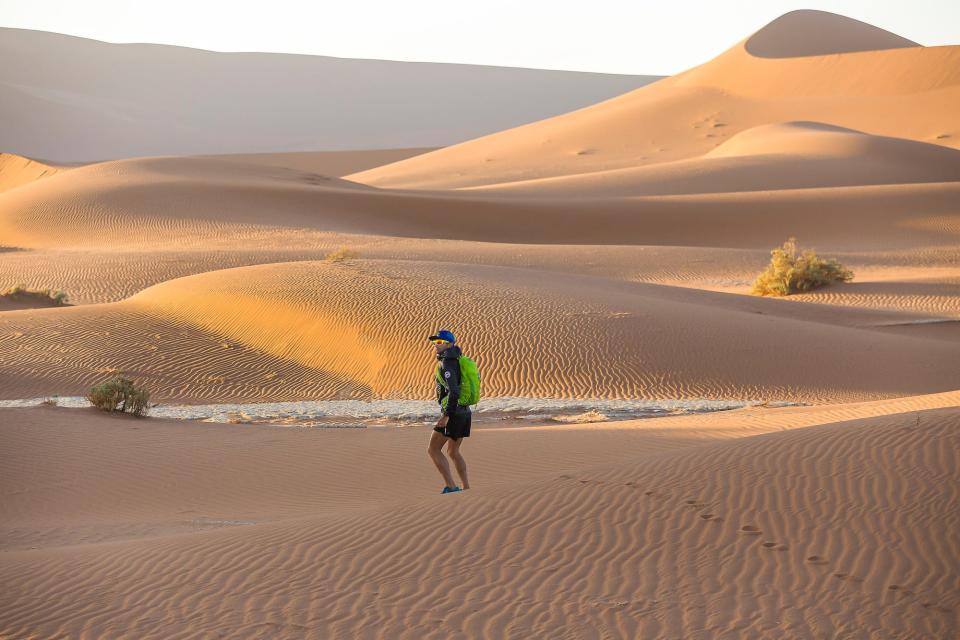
[1,0,957,74]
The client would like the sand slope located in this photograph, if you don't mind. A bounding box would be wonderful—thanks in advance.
[1,391,957,638]
[0,153,64,193]
[349,11,960,190]
[0,28,659,162]
[743,9,919,57]
[2,260,959,404]
[465,122,960,196]
[2,12,957,255]
[2,146,958,250]
[0,10,958,638]
[0,10,957,409]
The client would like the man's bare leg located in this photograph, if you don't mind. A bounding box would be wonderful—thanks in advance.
[428,430,457,489]
[446,438,470,490]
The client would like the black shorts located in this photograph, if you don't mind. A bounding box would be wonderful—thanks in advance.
[434,410,471,439]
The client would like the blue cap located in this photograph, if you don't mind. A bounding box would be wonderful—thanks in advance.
[428,329,456,343]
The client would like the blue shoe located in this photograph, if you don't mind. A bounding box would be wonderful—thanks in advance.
[441,486,462,494]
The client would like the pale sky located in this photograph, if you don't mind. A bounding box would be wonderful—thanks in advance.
[1,0,957,75]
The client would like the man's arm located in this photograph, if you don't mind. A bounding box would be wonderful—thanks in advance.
[441,357,461,417]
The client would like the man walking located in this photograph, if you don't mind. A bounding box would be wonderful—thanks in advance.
[427,329,471,493]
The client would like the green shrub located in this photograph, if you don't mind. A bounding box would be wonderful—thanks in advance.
[1,284,69,305]
[324,246,359,262]
[87,375,151,417]
[752,238,853,296]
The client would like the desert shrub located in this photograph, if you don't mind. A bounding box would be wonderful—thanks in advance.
[752,238,853,296]
[1,284,69,305]
[87,375,151,417]
[324,246,359,262]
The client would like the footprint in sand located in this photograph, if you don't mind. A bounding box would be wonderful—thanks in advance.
[699,513,722,522]
[738,525,762,536]
[888,584,915,596]
[921,602,952,613]
[762,541,788,551]
[832,572,862,582]
[806,555,829,565]
[684,499,706,509]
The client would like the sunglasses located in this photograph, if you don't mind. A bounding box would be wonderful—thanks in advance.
[431,339,450,345]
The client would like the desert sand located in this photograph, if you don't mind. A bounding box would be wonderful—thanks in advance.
[1,8,958,639]
[0,28,659,161]
[1,394,957,638]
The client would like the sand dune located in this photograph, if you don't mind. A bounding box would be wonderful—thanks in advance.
[466,122,960,196]
[2,11,956,255]
[1,9,958,639]
[349,11,959,190]
[3,147,958,251]
[744,9,919,57]
[1,391,957,638]
[0,28,659,162]
[0,153,65,193]
[2,259,959,404]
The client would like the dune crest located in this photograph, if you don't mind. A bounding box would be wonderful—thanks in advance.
[0,153,65,194]
[349,12,959,190]
[2,259,958,404]
[744,9,919,58]
[1,9,958,639]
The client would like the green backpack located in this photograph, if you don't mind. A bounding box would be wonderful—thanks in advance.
[436,355,481,407]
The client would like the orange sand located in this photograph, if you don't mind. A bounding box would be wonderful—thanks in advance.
[1,9,958,639]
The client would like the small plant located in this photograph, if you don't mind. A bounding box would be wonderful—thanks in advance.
[1,284,69,305]
[324,246,359,262]
[87,375,151,417]
[752,238,853,296]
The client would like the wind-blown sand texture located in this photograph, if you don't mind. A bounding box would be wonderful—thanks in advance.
[1,9,958,638]
[2,259,960,403]
[1,392,958,638]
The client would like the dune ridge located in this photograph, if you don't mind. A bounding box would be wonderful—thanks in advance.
[2,260,959,404]
[1,9,958,639]
[0,153,65,193]
[464,122,960,196]
[2,149,958,250]
[0,27,659,161]
[744,10,919,58]
[349,11,959,190]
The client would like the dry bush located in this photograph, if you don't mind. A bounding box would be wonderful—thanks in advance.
[1,284,69,305]
[324,246,360,262]
[87,375,151,417]
[752,238,853,296]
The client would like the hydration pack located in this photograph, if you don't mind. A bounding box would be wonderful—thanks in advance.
[436,355,481,407]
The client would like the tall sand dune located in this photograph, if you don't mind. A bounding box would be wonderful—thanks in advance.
[2,11,956,256]
[1,9,958,638]
[0,28,659,162]
[744,9,919,57]
[349,10,960,190]
[1,391,957,637]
